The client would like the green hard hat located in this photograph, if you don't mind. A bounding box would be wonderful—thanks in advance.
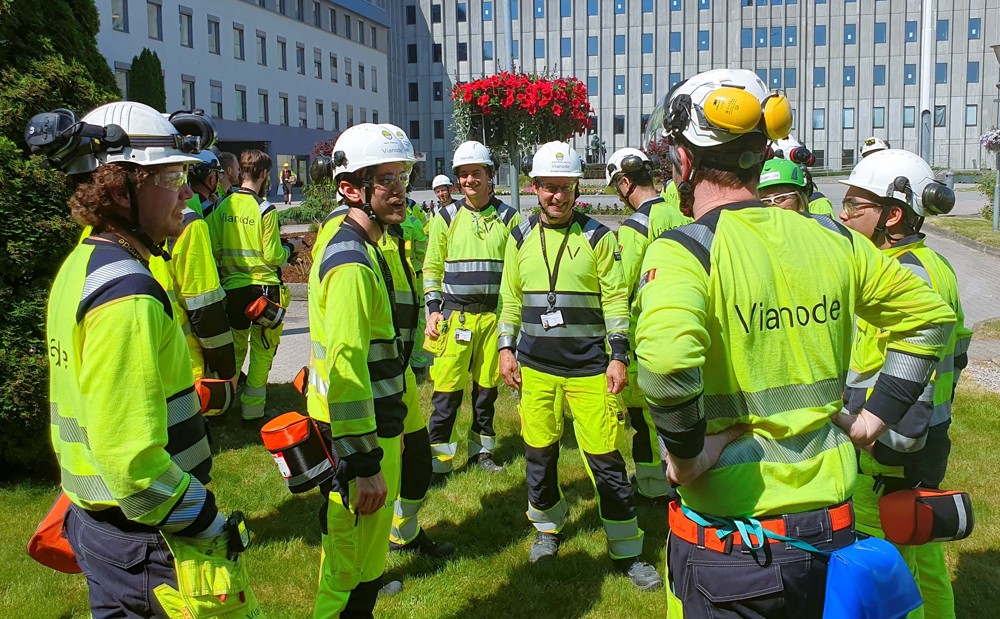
[758,158,807,191]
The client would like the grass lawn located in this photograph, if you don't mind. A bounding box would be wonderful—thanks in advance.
[975,317,1000,340]
[925,216,1000,251]
[3,380,999,618]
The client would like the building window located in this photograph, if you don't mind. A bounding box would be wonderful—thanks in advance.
[313,1,321,27]
[844,66,855,86]
[967,61,979,83]
[969,18,981,40]
[279,94,288,125]
[179,10,192,47]
[408,83,419,102]
[784,67,796,88]
[483,40,495,60]
[372,109,379,123]
[298,97,307,128]
[535,38,545,58]
[670,0,680,10]
[699,30,710,51]
[641,33,653,54]
[431,3,441,22]
[936,19,948,41]
[408,120,419,139]
[434,119,444,139]
[405,4,416,24]
[873,64,885,86]
[296,44,305,74]
[233,26,244,60]
[316,100,324,130]
[208,19,219,54]
[642,73,653,94]
[112,0,128,32]
[614,75,625,94]
[346,105,354,127]
[904,64,916,85]
[874,22,886,44]
[642,0,653,11]
[903,106,915,128]
[770,69,781,89]
[358,62,365,89]
[256,34,266,65]
[235,87,247,122]
[755,68,767,83]
[534,0,544,17]
[844,24,856,44]
[905,21,917,42]
[147,1,162,40]
[278,39,287,70]
[669,72,681,87]
[741,28,752,48]
[329,8,336,32]
[358,20,365,45]
[345,58,352,86]
[934,105,946,127]
[330,54,337,82]
[277,0,286,14]
[371,26,376,47]
[372,67,377,92]
[181,78,195,110]
[641,114,650,133]
[614,115,625,134]
[872,106,884,129]
[756,28,767,47]
[842,108,855,129]
[433,81,443,101]
[344,14,351,39]
[458,42,468,61]
[312,49,321,79]
[332,103,339,130]
[587,75,598,95]
[966,104,977,127]
[842,150,855,168]
[512,40,519,58]
[407,44,417,63]
[209,83,222,118]
[815,25,826,46]
[935,63,947,84]
[258,91,269,123]
[614,34,625,55]
[786,26,797,46]
[770,27,782,47]
[670,32,681,52]
[114,67,129,98]
[587,36,598,56]
[814,66,826,87]
[615,0,625,13]
[698,0,709,8]
[560,38,570,57]
[484,1,494,20]
[562,0,572,17]
[588,0,599,15]
[812,108,825,130]
[296,0,304,20]
[456,3,467,21]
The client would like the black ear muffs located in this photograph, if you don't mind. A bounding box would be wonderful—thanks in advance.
[332,150,348,168]
[520,155,534,176]
[666,94,692,136]
[169,109,217,151]
[922,182,955,216]
[310,156,333,183]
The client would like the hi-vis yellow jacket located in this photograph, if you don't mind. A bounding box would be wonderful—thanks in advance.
[207,187,289,290]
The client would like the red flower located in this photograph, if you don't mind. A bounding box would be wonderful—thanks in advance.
[552,104,563,116]
[477,94,490,107]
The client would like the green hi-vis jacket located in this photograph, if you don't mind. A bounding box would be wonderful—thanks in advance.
[207,187,289,290]
[635,203,956,518]
[307,214,406,479]
[47,239,221,535]
[498,212,630,378]
[808,191,836,218]
[846,234,972,465]
[149,196,235,380]
[380,225,421,362]
[618,194,693,305]
[423,197,521,315]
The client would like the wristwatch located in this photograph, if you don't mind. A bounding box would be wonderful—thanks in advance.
[610,352,630,366]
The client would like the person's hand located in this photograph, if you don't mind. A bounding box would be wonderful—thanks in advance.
[500,349,522,389]
[665,424,748,486]
[354,472,387,516]
[833,410,888,449]
[606,360,628,394]
[426,311,444,339]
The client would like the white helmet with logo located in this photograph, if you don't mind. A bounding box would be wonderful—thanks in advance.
[332,123,416,181]
[529,141,584,178]
[432,174,453,189]
[380,123,416,160]
[452,140,494,173]
[605,147,650,186]
[860,136,891,158]
[840,149,954,217]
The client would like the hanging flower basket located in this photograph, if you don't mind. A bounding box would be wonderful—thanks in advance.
[981,128,1000,153]
[452,72,593,163]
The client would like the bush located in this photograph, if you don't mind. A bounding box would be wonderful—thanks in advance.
[129,48,166,112]
[278,182,338,224]
[978,170,997,221]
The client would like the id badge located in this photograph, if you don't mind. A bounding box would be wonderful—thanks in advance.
[540,310,565,330]
[455,328,473,342]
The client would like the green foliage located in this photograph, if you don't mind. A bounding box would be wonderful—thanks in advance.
[278,183,339,224]
[129,48,166,112]
[978,170,996,221]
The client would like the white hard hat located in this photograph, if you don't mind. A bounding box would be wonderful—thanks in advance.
[661,69,792,163]
[66,101,201,175]
[772,135,803,158]
[529,141,583,178]
[332,123,416,180]
[605,147,649,186]
[839,149,954,217]
[380,123,416,160]
[860,136,891,158]
[452,140,494,173]
[432,174,453,189]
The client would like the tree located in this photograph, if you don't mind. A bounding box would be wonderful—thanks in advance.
[0,0,119,477]
[129,48,167,112]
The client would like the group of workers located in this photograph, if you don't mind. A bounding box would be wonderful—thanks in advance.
[37,65,969,619]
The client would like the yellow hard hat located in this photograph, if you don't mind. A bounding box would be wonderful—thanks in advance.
[283,162,290,167]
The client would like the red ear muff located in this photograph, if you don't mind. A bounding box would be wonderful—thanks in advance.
[762,92,793,140]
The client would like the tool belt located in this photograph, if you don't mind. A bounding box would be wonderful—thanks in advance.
[443,300,495,314]
[880,487,974,545]
[668,500,854,554]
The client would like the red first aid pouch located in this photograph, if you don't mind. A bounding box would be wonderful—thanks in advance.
[244,295,285,329]
[880,488,974,545]
[26,491,81,573]
[261,412,336,494]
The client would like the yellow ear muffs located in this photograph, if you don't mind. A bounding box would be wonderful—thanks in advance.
[703,87,763,134]
[762,92,793,140]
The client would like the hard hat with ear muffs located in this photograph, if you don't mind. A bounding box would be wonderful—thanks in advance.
[189,150,223,184]
[840,149,954,219]
[310,155,333,184]
[605,148,659,186]
[167,109,218,151]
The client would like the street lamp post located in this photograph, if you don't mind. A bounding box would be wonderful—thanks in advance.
[992,45,1000,232]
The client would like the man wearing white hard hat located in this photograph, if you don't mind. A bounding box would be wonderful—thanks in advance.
[605,147,690,502]
[634,69,954,615]
[432,174,455,215]
[840,149,970,619]
[860,136,891,158]
[498,141,663,589]
[30,101,262,617]
[306,123,419,616]
[423,140,521,481]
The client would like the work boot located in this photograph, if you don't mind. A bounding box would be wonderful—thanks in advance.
[378,580,403,597]
[389,530,456,558]
[528,532,561,563]
[473,454,505,473]
[615,558,663,591]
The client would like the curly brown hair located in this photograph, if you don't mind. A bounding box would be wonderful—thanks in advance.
[68,164,151,229]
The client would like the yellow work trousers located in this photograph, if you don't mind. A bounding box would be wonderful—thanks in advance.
[233,286,289,420]
[390,369,430,546]
[428,310,500,391]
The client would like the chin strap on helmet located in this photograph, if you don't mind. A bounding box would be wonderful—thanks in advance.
[114,173,170,261]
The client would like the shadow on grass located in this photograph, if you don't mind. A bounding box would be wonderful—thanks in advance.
[953,548,1000,616]
[251,493,325,547]
[207,382,305,453]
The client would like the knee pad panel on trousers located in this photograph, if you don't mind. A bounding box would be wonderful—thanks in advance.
[340,576,382,619]
[400,428,432,501]
[525,443,561,511]
[583,451,636,523]
[428,390,464,445]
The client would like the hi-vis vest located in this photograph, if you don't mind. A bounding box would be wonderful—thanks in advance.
[619,194,692,304]
[423,197,521,313]
[48,239,217,533]
[498,212,629,377]
[379,225,421,362]
[635,203,955,518]
[207,187,289,289]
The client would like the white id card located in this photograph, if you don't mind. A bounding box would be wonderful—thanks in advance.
[455,328,473,342]
[540,310,565,330]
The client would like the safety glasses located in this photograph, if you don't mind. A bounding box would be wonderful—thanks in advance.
[759,191,798,206]
[842,199,883,218]
[535,180,578,195]
[372,171,410,190]
[150,171,189,192]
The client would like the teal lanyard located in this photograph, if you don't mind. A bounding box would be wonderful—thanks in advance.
[680,504,829,556]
